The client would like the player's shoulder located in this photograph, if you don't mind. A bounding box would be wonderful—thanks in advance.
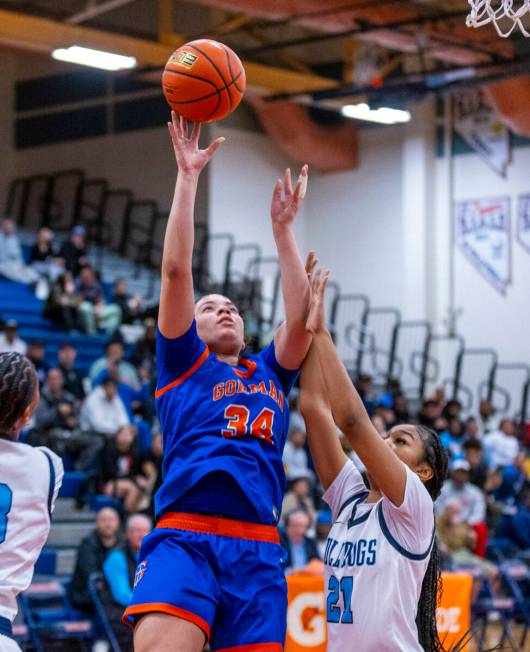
[0,440,63,477]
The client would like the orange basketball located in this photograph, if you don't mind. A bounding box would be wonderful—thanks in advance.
[162,39,246,123]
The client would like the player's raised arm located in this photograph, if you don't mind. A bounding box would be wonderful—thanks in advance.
[159,112,224,339]
[271,165,312,369]
[307,269,408,506]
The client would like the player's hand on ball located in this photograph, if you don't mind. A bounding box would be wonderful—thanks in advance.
[270,164,308,228]
[168,111,225,174]
[306,267,330,335]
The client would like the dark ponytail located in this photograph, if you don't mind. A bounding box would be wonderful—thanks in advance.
[0,352,38,438]
[415,425,448,652]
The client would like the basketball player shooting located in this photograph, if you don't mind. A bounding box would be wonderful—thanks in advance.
[123,112,312,652]
[0,352,64,652]
[299,266,449,652]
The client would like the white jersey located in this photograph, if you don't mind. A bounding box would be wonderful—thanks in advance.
[0,439,63,626]
[323,461,434,652]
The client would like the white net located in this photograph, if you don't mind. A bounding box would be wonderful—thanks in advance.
[466,0,530,36]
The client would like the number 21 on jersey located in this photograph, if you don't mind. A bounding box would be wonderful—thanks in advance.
[0,484,13,544]
[223,405,275,444]
[327,575,354,624]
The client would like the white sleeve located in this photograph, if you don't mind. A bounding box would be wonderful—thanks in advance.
[36,447,64,516]
[323,460,368,521]
[380,466,434,556]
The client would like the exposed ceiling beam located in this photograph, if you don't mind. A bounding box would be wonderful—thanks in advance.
[0,8,339,95]
[66,0,137,25]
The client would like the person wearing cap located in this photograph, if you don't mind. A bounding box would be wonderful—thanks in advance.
[60,226,88,276]
[0,219,40,285]
[436,459,486,526]
[0,320,27,355]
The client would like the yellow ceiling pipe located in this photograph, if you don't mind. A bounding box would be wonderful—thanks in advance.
[0,8,339,94]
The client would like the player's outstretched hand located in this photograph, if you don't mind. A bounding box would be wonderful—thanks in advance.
[270,164,308,228]
[167,111,225,174]
[306,267,330,335]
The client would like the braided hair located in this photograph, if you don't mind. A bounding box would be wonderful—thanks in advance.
[0,352,38,439]
[414,425,449,652]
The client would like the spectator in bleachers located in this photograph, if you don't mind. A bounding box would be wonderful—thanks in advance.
[283,427,313,482]
[355,374,376,415]
[463,439,493,492]
[0,218,39,284]
[280,510,319,573]
[440,417,465,461]
[393,394,410,424]
[112,278,144,324]
[60,225,88,276]
[495,487,530,552]
[77,266,122,336]
[436,459,486,527]
[0,319,27,354]
[418,399,442,430]
[32,368,76,429]
[315,510,332,560]
[483,418,520,469]
[44,271,83,332]
[464,416,480,441]
[436,499,499,584]
[281,475,317,532]
[140,432,164,515]
[58,341,85,400]
[102,513,152,650]
[99,425,149,513]
[89,339,139,388]
[26,339,48,384]
[287,391,305,433]
[81,377,129,439]
[132,318,157,368]
[478,398,498,435]
[29,227,64,283]
[68,507,122,612]
[442,399,462,422]
[492,451,528,507]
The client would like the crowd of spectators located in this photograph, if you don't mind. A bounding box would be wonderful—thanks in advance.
[1,219,529,647]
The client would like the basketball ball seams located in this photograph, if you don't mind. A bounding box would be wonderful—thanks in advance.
[164,72,243,105]
[222,45,244,95]
[187,44,233,112]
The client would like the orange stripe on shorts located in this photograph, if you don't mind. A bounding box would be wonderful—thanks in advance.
[156,512,280,544]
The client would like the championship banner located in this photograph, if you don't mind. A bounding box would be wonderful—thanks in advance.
[455,197,511,295]
[285,573,472,652]
[453,89,511,177]
[517,194,530,254]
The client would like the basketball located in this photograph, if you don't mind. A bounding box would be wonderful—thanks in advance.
[162,39,246,123]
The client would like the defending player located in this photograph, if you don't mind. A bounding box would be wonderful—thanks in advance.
[124,112,312,652]
[0,353,64,652]
[300,268,448,652]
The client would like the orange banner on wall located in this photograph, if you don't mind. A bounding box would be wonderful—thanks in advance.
[285,572,472,652]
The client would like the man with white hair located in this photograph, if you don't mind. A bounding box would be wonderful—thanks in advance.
[102,514,151,650]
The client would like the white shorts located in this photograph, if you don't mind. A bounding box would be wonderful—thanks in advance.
[0,634,22,652]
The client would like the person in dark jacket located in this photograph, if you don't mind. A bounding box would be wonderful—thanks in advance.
[58,342,85,400]
[280,509,320,572]
[60,225,88,276]
[68,507,121,612]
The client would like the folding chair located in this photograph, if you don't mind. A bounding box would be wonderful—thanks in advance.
[500,560,530,649]
[453,564,519,651]
[19,578,94,651]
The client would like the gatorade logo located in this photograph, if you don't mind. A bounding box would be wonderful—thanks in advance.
[287,591,326,647]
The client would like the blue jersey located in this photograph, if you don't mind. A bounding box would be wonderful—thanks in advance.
[154,321,299,525]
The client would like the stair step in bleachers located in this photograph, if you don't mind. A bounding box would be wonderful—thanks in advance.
[46,521,95,549]
[52,498,98,522]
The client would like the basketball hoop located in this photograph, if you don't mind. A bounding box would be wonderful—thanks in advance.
[466,0,530,37]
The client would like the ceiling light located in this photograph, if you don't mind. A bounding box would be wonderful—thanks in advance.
[52,46,137,71]
[341,103,411,125]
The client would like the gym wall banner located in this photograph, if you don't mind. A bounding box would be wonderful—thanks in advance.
[285,573,473,652]
[455,196,511,295]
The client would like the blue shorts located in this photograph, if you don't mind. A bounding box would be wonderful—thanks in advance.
[123,513,287,651]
